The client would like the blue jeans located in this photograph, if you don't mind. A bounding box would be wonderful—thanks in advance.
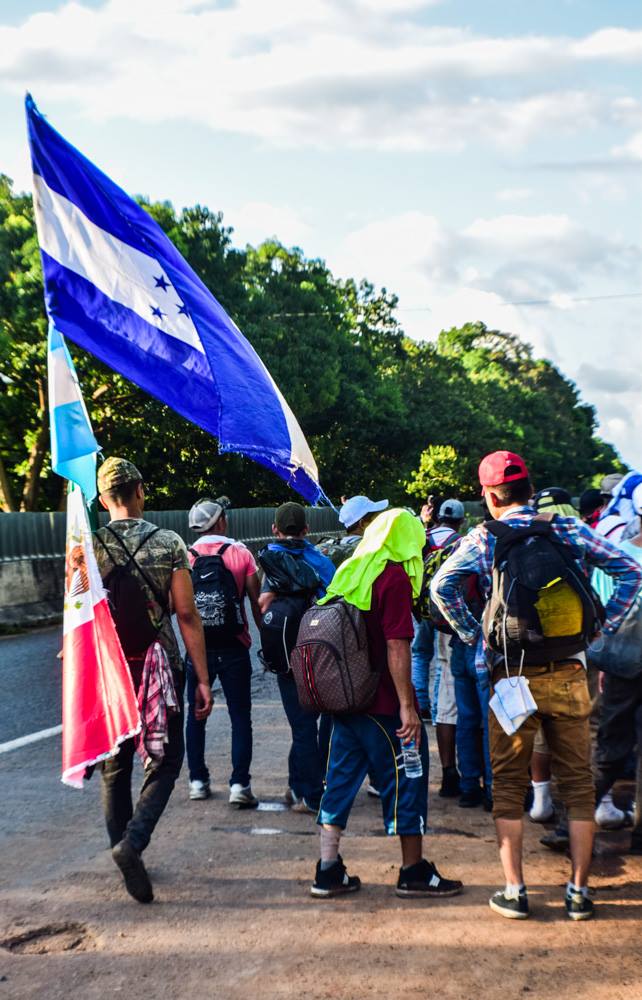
[277,672,326,809]
[411,619,435,712]
[450,637,492,793]
[185,644,252,787]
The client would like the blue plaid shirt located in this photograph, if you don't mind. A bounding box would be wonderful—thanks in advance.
[431,505,642,674]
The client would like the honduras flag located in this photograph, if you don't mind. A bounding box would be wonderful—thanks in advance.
[26,95,324,504]
[48,322,99,501]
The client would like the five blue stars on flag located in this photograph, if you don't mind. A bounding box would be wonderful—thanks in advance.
[150,274,188,321]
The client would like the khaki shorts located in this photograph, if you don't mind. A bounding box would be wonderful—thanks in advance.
[489,661,594,821]
[433,632,458,726]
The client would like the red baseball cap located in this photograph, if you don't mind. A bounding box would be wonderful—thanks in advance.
[478,451,529,494]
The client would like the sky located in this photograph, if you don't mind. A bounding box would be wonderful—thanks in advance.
[1,0,641,468]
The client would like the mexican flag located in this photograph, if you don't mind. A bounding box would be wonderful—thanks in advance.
[62,484,140,787]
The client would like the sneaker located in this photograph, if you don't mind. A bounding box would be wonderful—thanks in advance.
[595,792,627,830]
[229,783,259,809]
[439,766,461,798]
[395,859,463,898]
[565,888,594,921]
[366,784,381,798]
[310,856,361,898]
[111,840,154,904]
[284,787,300,806]
[540,826,570,853]
[291,798,318,815]
[458,786,484,808]
[420,707,432,724]
[189,779,211,801]
[489,888,529,920]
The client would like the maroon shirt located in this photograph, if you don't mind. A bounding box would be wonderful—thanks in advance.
[363,562,416,715]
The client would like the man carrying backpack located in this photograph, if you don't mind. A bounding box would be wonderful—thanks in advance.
[299,507,463,899]
[431,451,642,921]
[186,497,263,808]
[259,501,335,814]
[93,458,212,903]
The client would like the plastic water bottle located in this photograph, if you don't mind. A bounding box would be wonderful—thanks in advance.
[402,739,423,779]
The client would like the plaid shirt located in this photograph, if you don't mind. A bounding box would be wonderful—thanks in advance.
[135,641,179,768]
[431,505,642,674]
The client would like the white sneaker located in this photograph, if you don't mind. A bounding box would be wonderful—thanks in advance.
[189,779,211,801]
[366,784,380,799]
[595,791,626,829]
[229,783,259,809]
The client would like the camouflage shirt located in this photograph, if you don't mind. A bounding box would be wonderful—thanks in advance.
[93,518,190,671]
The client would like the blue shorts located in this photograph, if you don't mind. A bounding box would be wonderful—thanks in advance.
[318,714,429,836]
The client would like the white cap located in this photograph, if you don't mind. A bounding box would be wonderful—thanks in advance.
[339,495,389,529]
[188,496,231,533]
[439,498,465,520]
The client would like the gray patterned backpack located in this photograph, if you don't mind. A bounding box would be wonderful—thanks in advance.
[290,597,379,713]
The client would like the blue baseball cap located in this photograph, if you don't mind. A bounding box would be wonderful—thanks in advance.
[339,495,389,529]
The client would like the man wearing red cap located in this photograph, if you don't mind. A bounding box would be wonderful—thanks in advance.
[432,451,642,921]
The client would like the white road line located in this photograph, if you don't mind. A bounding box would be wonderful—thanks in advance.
[0,724,62,755]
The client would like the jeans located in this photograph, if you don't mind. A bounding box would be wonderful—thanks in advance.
[595,671,642,806]
[101,667,185,854]
[277,671,326,808]
[411,619,435,712]
[450,638,491,792]
[185,644,253,787]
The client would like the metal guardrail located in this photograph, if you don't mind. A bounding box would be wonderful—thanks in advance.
[0,506,342,562]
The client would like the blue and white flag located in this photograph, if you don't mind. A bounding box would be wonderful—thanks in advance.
[26,95,324,504]
[48,322,98,501]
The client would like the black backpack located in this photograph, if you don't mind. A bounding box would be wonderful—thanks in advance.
[257,546,321,675]
[189,543,244,648]
[482,512,605,667]
[96,526,168,658]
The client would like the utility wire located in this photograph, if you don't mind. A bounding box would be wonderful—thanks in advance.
[265,289,642,319]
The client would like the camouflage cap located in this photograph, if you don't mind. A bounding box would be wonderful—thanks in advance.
[97,457,143,494]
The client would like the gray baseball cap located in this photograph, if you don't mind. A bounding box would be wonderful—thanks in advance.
[188,496,231,533]
[439,498,465,520]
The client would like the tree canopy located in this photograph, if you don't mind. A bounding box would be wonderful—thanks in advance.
[0,174,624,512]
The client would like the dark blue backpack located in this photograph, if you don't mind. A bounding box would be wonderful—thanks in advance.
[189,543,244,648]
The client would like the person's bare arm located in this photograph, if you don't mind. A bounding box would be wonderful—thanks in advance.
[171,568,212,720]
[258,590,275,615]
[387,638,422,748]
[246,574,263,630]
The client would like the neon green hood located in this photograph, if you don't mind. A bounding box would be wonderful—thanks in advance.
[319,507,425,611]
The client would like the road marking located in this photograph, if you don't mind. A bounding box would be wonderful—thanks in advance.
[0,724,62,755]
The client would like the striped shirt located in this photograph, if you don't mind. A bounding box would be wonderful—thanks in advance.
[431,505,642,674]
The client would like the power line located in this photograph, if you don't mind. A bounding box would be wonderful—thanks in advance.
[264,289,642,320]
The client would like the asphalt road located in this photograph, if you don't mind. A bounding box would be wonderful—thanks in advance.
[0,618,267,747]
[0,627,63,743]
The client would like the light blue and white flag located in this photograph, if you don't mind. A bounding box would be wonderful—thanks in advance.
[47,323,98,501]
[26,95,324,504]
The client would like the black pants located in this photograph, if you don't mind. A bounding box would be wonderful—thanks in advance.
[595,672,642,817]
[100,668,185,853]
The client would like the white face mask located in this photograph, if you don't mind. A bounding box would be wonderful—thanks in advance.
[489,676,537,735]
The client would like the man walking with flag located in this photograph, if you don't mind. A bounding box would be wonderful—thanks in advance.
[94,457,212,903]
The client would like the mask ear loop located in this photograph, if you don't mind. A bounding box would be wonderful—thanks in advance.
[502,578,522,688]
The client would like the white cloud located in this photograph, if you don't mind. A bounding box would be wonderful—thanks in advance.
[329,208,642,464]
[613,130,642,162]
[0,2,640,152]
